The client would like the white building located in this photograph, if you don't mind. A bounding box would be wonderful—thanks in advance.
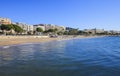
[33,24,66,33]
[27,25,33,31]
[45,24,55,31]
[84,28,104,34]
[15,22,33,34]
[45,24,65,32]
[54,25,65,32]
[33,24,45,31]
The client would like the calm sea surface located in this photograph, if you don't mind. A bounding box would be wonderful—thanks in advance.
[0,36,120,76]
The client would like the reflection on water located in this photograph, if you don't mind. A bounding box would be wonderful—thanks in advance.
[0,41,66,66]
[0,37,120,76]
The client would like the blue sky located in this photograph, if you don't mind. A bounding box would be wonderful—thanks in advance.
[1,0,120,30]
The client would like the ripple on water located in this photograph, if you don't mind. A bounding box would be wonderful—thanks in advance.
[0,37,120,76]
[2,46,10,49]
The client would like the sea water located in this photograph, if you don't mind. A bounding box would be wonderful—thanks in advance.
[0,36,120,76]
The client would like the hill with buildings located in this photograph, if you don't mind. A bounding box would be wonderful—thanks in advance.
[0,17,120,36]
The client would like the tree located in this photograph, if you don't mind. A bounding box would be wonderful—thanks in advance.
[0,24,14,34]
[64,31,69,35]
[78,30,85,35]
[0,24,13,31]
[36,27,43,32]
[0,24,24,34]
[54,28,58,32]
[47,29,54,32]
[57,31,64,35]
[68,29,78,35]
[13,24,23,34]
[47,29,58,33]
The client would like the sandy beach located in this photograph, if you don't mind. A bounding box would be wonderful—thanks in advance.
[0,35,103,46]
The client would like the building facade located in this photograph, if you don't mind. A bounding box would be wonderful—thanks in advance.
[45,24,65,32]
[15,22,33,34]
[84,28,105,35]
[66,27,75,31]
[54,25,65,32]
[33,24,65,32]
[0,17,11,25]
[27,25,33,32]
[45,24,55,31]
[33,24,46,31]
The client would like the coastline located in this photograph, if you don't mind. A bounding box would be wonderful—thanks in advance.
[0,35,105,46]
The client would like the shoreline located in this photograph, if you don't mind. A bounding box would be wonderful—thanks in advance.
[0,35,105,46]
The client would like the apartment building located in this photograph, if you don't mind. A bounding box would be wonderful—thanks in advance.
[33,24,45,31]
[15,22,33,34]
[33,24,65,32]
[84,28,105,34]
[0,17,11,25]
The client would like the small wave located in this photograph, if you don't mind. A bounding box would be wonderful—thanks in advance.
[3,46,10,49]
